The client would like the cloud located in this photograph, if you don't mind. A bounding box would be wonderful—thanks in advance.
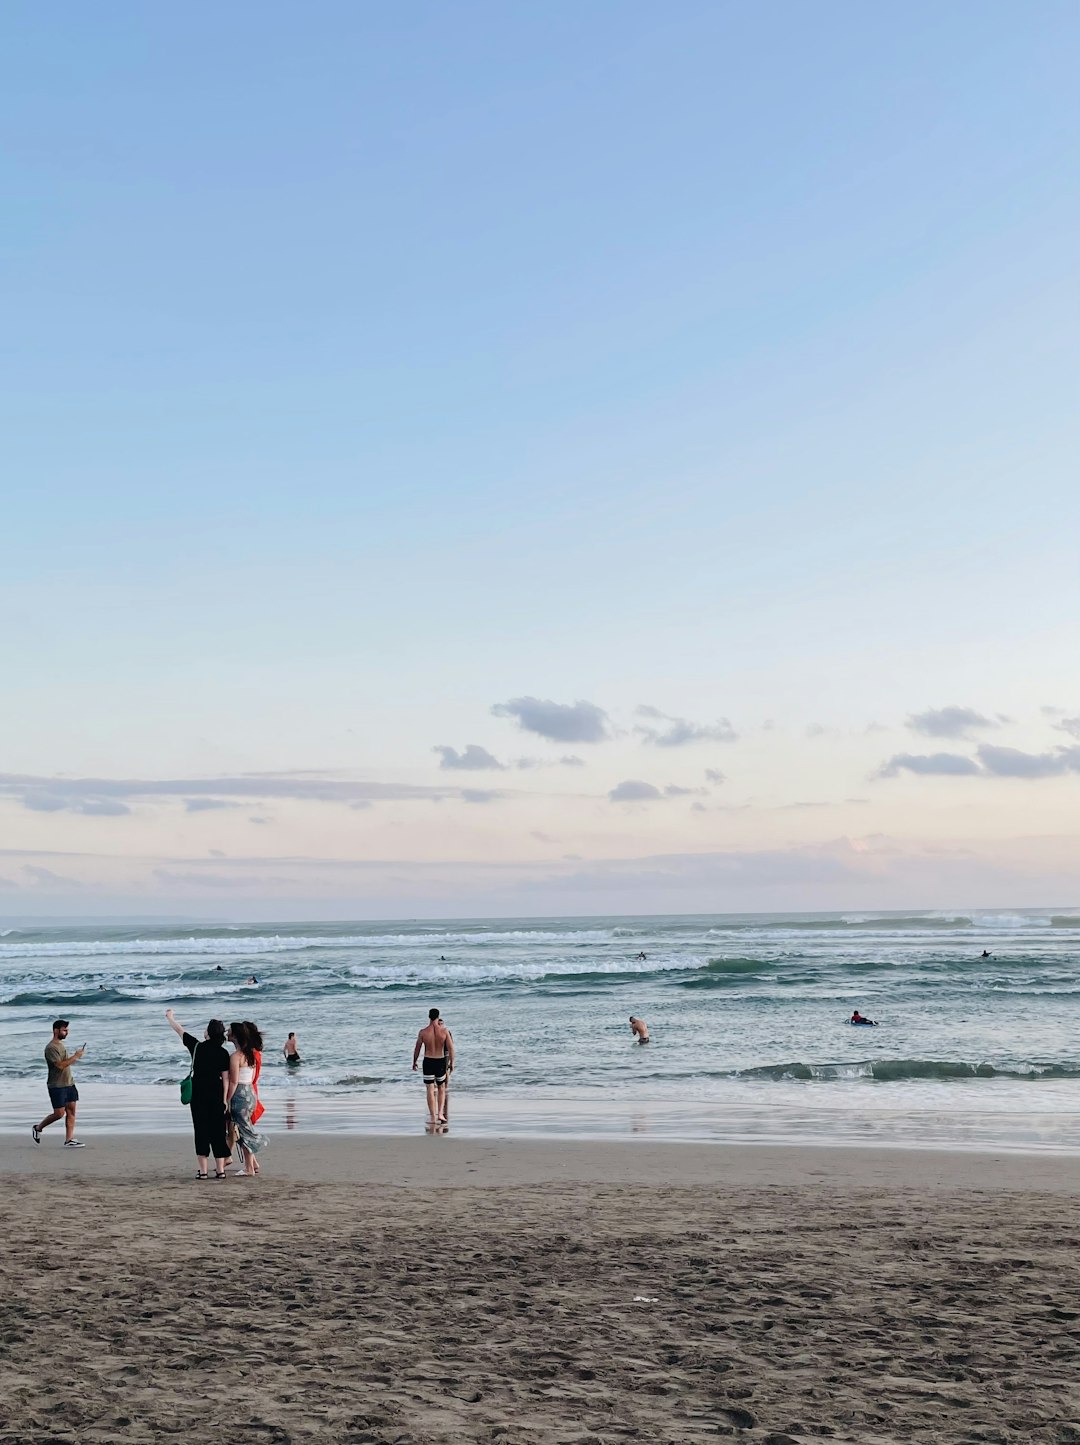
[21,791,73,813]
[514,754,586,771]
[635,706,737,747]
[1051,715,1080,741]
[609,779,663,803]
[434,744,505,771]
[704,769,726,785]
[76,799,132,816]
[879,743,1080,782]
[249,816,272,825]
[877,752,982,778]
[0,772,473,810]
[152,868,291,890]
[976,744,1080,779]
[491,697,611,743]
[22,864,84,888]
[183,798,237,813]
[906,706,997,739]
[663,784,706,797]
[20,790,131,816]
[461,789,504,804]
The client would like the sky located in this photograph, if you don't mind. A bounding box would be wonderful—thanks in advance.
[2,2,1079,919]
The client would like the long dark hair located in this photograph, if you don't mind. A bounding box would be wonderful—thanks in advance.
[229,1020,250,1063]
[242,1020,264,1054]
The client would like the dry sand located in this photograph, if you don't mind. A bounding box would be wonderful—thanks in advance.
[2,1135,1079,1445]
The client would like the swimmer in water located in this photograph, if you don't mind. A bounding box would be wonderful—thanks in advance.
[980,950,992,958]
[850,1010,878,1026]
[629,1015,650,1043]
[283,1032,302,1067]
[245,975,258,986]
[636,951,647,962]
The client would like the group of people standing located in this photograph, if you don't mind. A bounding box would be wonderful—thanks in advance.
[165,1007,270,1178]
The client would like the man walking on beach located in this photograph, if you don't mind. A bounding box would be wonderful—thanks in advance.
[412,1007,454,1125]
[32,1020,86,1147]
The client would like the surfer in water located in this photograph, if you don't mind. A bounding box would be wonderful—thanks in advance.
[636,951,647,962]
[980,950,992,958]
[850,1010,878,1026]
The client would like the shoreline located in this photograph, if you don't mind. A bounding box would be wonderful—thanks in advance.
[5,1131,1080,1190]
[2,1080,1078,1154]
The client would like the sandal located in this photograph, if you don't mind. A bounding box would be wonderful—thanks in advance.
[196,1171,208,1180]
[214,1170,228,1179]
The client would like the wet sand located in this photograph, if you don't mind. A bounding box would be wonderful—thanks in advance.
[2,1135,1079,1444]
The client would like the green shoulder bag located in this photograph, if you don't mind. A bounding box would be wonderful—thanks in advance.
[180,1041,198,1106]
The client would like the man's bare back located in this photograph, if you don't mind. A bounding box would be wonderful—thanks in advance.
[418,1019,451,1057]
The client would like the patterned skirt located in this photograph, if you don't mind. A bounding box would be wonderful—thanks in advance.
[231,1082,269,1156]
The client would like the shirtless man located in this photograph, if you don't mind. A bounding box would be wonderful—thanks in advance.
[629,1015,650,1043]
[412,1007,455,1125]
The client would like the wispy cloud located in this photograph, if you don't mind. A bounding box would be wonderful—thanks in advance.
[183,798,238,812]
[877,752,982,777]
[491,696,611,743]
[1050,714,1080,741]
[635,706,737,747]
[906,706,998,739]
[704,768,725,785]
[21,790,132,816]
[461,788,504,804]
[0,772,477,810]
[433,744,504,771]
[22,864,84,888]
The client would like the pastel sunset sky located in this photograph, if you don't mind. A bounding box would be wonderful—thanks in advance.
[3,3,1078,917]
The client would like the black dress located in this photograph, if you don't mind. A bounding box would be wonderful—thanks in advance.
[183,1032,231,1159]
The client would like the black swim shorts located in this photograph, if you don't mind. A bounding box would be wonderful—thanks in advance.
[422,1056,448,1086]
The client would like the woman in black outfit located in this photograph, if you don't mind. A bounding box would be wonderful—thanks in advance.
[165,1007,231,1178]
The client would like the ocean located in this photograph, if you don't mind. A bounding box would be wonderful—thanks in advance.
[3,909,1079,1150]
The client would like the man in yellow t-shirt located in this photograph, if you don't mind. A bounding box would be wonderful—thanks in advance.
[32,1020,86,1147]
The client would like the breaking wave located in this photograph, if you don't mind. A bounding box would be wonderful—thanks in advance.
[732,1058,1080,1083]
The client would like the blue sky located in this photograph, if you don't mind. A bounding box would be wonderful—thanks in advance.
[2,3,1079,916]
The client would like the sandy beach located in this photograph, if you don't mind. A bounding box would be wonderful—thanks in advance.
[2,1136,1078,1444]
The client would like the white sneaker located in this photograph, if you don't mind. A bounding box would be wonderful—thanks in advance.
[63,1139,86,1148]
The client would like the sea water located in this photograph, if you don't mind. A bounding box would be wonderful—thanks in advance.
[2,910,1079,1150]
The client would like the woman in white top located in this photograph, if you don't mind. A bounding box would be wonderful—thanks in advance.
[226,1020,268,1176]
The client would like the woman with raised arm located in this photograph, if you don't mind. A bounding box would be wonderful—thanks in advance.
[165,1008,231,1179]
[226,1021,269,1177]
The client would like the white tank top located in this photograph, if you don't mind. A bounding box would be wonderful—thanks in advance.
[236,1064,254,1084]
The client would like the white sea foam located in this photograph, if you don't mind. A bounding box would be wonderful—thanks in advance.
[0,928,615,960]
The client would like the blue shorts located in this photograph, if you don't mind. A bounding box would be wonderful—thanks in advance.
[48,1085,79,1108]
